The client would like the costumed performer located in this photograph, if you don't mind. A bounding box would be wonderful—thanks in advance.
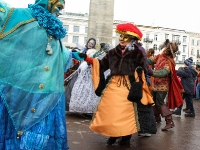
[74,23,156,145]
[0,0,77,149]
[152,39,184,131]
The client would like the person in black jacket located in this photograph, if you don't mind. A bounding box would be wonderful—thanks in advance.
[172,57,197,117]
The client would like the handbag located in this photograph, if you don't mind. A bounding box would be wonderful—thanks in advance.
[127,67,143,102]
[127,81,142,102]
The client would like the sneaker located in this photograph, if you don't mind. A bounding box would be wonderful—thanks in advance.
[138,133,151,137]
[185,113,195,117]
[172,109,181,115]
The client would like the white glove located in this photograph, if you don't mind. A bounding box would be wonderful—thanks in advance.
[78,61,88,71]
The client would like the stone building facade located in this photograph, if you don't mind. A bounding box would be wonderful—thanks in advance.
[59,13,200,68]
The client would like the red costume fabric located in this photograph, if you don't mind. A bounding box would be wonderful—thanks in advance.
[167,57,184,109]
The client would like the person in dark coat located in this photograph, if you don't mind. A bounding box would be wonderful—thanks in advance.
[172,57,197,117]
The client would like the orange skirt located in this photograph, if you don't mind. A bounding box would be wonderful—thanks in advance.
[89,75,139,137]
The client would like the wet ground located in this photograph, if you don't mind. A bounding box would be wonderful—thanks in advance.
[66,99,200,150]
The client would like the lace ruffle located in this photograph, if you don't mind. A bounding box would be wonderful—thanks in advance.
[28,4,67,39]
[69,66,100,113]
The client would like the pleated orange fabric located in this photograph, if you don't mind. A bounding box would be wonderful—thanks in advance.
[89,75,139,137]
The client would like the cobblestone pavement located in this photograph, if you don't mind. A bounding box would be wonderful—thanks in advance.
[66,99,200,150]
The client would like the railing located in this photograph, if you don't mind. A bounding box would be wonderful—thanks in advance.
[172,40,181,45]
[143,38,153,43]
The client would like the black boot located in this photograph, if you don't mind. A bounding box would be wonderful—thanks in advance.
[107,137,119,145]
[172,108,181,116]
[185,112,195,117]
[118,135,132,145]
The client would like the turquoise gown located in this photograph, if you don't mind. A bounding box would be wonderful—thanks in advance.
[0,0,71,149]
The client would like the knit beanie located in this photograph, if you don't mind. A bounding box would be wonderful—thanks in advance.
[184,57,193,66]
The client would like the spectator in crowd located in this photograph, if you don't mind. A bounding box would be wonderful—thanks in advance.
[82,38,96,53]
[195,67,200,100]
[172,57,197,117]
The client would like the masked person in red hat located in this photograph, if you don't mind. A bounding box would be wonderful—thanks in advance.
[152,39,184,131]
[75,23,156,145]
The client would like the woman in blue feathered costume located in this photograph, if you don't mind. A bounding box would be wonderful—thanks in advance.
[0,0,73,149]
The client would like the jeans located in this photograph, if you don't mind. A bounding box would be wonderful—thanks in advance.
[196,83,200,99]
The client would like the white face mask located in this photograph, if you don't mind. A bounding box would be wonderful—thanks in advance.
[52,10,62,17]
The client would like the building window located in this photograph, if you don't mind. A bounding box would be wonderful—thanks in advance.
[154,35,157,41]
[191,49,194,55]
[172,35,180,42]
[146,34,149,39]
[176,56,178,61]
[183,45,186,53]
[197,50,200,58]
[84,37,88,44]
[153,44,157,50]
[165,34,169,40]
[145,44,149,50]
[85,27,88,33]
[192,39,194,46]
[182,55,186,62]
[62,35,68,42]
[197,40,200,46]
[183,36,187,43]
[73,26,79,32]
[72,36,79,43]
[64,25,69,31]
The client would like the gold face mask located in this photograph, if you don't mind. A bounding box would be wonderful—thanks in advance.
[119,34,132,42]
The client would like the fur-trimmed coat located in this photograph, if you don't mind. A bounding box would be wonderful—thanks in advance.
[100,44,147,76]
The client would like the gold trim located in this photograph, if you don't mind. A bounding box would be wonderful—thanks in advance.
[0,8,5,12]
[48,0,51,11]
[17,131,23,139]
[0,18,36,39]
[116,30,142,40]
[50,0,58,4]
[0,8,36,39]
[0,8,14,34]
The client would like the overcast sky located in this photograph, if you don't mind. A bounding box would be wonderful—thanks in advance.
[5,0,200,33]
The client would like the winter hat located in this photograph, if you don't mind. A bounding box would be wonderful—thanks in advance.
[184,57,193,66]
[115,23,143,40]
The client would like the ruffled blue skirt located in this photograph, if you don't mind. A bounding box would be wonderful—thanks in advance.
[0,96,68,150]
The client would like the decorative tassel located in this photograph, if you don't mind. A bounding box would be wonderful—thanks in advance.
[46,43,53,55]
[46,36,53,55]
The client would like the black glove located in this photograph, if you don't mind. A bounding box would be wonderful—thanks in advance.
[72,47,80,52]
[136,66,143,75]
[79,53,87,59]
